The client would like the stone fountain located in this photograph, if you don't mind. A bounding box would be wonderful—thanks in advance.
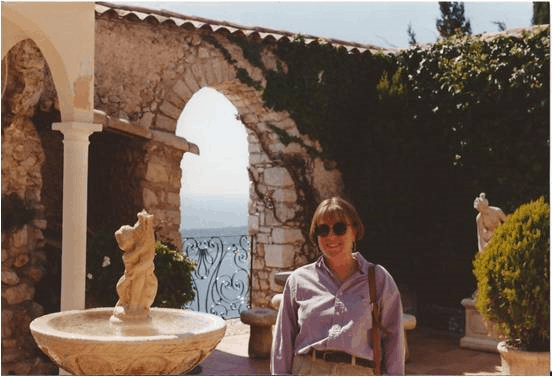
[30,211,226,375]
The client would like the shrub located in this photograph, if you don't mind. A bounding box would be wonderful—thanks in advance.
[473,197,549,351]
[152,241,196,308]
[86,231,197,309]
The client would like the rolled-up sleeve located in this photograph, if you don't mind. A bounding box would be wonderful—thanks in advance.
[378,266,405,375]
[271,277,298,375]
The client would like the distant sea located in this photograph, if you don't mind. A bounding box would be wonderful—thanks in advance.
[180,195,248,230]
[181,225,248,239]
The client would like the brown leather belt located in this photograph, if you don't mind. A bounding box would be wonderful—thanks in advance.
[311,350,375,368]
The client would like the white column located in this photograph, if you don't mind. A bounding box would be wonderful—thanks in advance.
[53,122,102,311]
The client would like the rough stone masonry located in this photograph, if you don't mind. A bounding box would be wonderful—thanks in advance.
[1,6,346,373]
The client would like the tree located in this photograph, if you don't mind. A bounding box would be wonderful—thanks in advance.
[436,2,472,38]
[492,20,507,31]
[407,22,418,45]
[532,2,550,25]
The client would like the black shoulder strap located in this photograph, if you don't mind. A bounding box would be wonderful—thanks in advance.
[368,264,382,375]
[368,264,391,375]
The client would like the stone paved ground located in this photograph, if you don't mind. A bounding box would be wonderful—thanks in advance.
[405,327,503,375]
[192,319,504,375]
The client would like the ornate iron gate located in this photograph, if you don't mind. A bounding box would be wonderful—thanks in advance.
[183,234,251,318]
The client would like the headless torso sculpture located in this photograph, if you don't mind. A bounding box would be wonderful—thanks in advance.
[461,194,507,350]
[111,210,158,323]
[473,193,507,253]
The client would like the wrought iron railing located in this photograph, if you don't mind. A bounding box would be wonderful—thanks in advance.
[183,234,251,318]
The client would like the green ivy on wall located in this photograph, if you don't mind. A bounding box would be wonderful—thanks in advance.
[217,26,549,311]
[393,28,550,212]
[202,33,263,91]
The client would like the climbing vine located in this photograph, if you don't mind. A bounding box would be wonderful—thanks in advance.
[201,33,263,90]
[202,26,549,310]
[395,27,549,211]
[267,123,322,158]
[212,26,549,310]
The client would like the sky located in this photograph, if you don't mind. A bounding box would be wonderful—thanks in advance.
[116,1,535,227]
[176,88,250,228]
[123,1,534,49]
[176,88,248,200]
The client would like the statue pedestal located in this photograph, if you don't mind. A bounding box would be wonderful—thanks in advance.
[459,297,503,353]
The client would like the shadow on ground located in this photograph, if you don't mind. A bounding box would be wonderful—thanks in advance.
[406,327,503,375]
[193,325,503,376]
[199,349,270,375]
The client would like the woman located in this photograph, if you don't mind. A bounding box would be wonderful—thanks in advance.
[271,197,404,375]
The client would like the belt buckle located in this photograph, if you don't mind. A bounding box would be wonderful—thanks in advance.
[319,351,334,363]
[312,350,324,361]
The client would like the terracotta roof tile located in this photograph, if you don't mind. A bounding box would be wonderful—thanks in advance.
[96,2,544,55]
[95,1,392,54]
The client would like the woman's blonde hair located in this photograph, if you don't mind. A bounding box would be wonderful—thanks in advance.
[309,197,365,244]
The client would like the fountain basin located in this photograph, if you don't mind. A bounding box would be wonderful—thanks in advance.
[30,307,226,375]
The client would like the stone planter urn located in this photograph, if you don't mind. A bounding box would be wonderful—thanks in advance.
[497,341,550,375]
[459,297,504,353]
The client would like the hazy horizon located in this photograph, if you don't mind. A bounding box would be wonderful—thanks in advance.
[180,194,248,230]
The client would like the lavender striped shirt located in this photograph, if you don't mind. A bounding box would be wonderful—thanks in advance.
[271,252,405,375]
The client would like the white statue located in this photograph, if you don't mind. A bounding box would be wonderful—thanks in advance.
[473,193,507,253]
[111,210,158,322]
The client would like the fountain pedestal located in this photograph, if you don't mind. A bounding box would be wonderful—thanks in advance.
[30,307,225,375]
[29,211,227,375]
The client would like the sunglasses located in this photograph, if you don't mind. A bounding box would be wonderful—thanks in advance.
[315,222,348,237]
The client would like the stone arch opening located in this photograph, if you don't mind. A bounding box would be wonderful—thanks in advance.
[176,86,250,317]
[177,87,249,230]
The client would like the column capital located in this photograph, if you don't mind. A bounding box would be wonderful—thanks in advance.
[53,121,102,139]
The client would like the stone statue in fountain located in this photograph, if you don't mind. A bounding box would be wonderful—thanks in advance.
[111,210,158,323]
[30,209,227,375]
[473,193,507,253]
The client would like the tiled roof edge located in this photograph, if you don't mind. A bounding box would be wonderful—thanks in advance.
[95,2,547,55]
[95,1,391,54]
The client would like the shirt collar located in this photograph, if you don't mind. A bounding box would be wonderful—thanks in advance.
[315,251,370,276]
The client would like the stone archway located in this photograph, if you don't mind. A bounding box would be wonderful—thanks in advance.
[2,3,97,123]
[94,3,346,307]
[3,2,102,316]
[2,3,101,372]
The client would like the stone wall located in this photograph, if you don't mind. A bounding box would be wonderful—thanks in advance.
[142,140,186,246]
[1,13,345,373]
[1,39,58,375]
[94,10,345,308]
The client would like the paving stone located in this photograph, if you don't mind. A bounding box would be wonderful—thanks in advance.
[197,323,502,376]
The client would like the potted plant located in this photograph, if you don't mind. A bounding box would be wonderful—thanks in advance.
[474,197,549,375]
